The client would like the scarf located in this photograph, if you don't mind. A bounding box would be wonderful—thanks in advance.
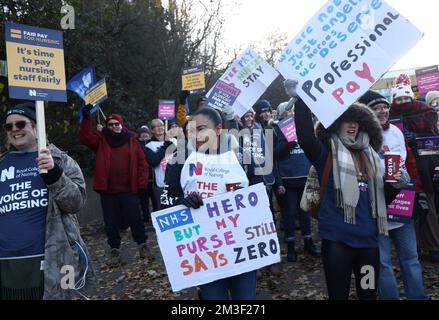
[331,132,388,235]
[102,127,132,148]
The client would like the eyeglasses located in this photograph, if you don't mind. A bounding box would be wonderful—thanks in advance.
[372,105,390,112]
[152,125,164,129]
[3,120,32,131]
[107,122,121,127]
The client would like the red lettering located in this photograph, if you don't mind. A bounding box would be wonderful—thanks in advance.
[333,87,345,104]
[181,259,193,276]
[194,254,208,273]
[354,63,375,84]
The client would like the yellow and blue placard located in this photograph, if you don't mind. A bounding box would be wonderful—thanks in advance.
[5,22,66,102]
[84,78,108,106]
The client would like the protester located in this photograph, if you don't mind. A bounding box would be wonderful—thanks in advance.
[0,102,92,300]
[137,125,155,223]
[253,99,274,129]
[161,107,263,300]
[288,78,408,300]
[79,104,151,267]
[359,90,428,300]
[389,74,439,263]
[239,108,279,275]
[273,101,320,262]
[425,90,439,128]
[144,119,175,209]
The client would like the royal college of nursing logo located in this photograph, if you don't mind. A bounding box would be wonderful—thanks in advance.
[189,162,203,177]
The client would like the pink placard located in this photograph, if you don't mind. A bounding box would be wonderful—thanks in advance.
[416,72,439,94]
[387,180,416,223]
[278,117,297,143]
[158,100,175,120]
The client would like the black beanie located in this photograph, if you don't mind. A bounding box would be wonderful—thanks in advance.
[253,100,272,115]
[5,102,36,122]
[358,90,390,109]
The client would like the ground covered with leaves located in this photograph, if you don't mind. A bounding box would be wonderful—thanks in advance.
[79,220,439,300]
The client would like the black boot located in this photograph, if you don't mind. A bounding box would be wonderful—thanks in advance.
[287,242,297,262]
[304,238,321,257]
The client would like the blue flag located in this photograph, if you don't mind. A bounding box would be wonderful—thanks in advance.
[67,66,100,122]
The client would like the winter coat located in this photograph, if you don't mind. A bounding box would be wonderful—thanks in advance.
[79,118,148,193]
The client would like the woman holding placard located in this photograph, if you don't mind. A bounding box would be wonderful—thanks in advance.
[161,107,263,300]
[288,79,409,300]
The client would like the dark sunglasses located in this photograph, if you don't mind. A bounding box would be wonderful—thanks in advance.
[3,120,32,131]
[107,122,121,127]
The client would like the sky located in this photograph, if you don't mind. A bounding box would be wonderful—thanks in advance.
[221,0,438,71]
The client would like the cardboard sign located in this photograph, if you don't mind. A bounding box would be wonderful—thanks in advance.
[84,78,107,106]
[158,100,176,120]
[182,65,206,94]
[415,65,439,94]
[278,116,297,142]
[5,22,66,102]
[152,183,280,292]
[205,48,279,118]
[275,0,423,128]
[387,180,416,223]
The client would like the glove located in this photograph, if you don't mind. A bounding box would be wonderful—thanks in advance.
[414,192,429,224]
[179,90,190,105]
[162,140,173,150]
[82,104,93,119]
[284,79,299,98]
[181,194,204,209]
[416,192,429,212]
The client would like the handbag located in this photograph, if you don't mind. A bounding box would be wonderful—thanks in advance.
[300,153,332,219]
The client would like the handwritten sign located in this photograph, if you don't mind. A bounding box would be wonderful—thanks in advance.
[152,183,280,292]
[205,48,279,118]
[84,78,107,106]
[276,0,423,128]
[415,65,439,94]
[158,100,176,120]
[182,65,206,94]
[387,180,415,223]
[5,22,66,102]
[278,116,297,142]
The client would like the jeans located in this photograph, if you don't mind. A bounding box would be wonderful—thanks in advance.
[100,193,147,249]
[378,220,428,300]
[279,188,311,242]
[139,181,159,222]
[199,271,256,300]
[321,240,379,300]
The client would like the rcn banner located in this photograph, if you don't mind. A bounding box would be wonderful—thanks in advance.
[152,183,280,292]
[276,0,423,128]
[205,48,279,118]
[5,22,66,102]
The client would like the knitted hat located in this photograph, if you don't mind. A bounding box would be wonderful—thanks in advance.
[391,73,414,101]
[426,90,439,106]
[253,100,272,115]
[358,90,390,108]
[276,102,290,119]
[5,102,36,122]
[138,125,150,134]
[106,114,124,126]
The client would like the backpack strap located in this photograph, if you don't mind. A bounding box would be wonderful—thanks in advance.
[310,152,332,218]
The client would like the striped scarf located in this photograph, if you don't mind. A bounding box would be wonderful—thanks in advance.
[331,133,388,235]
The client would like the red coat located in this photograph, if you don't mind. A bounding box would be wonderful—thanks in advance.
[79,118,148,193]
